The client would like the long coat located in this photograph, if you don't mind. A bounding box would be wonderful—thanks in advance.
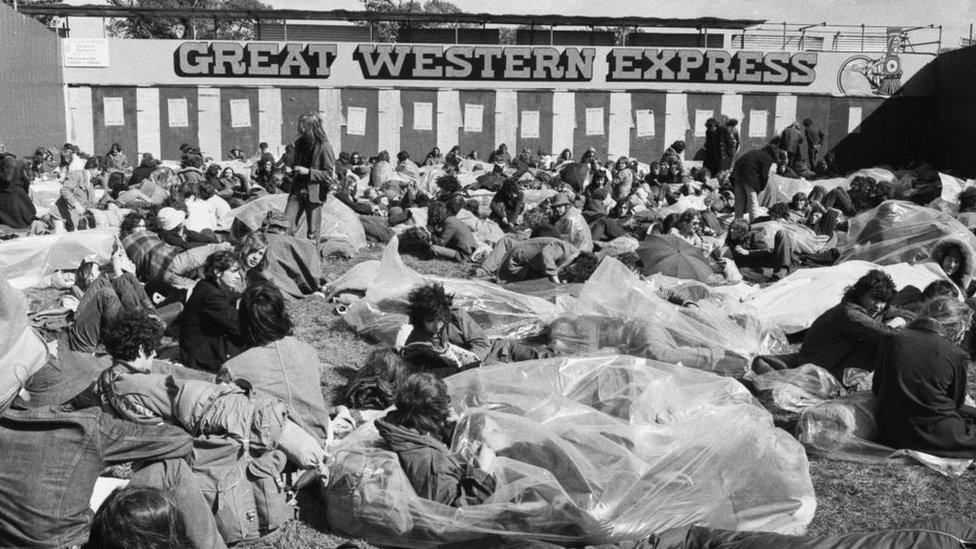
[291,135,336,204]
[873,318,976,458]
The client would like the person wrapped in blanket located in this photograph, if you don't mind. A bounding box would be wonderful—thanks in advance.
[376,373,496,507]
[95,310,326,543]
[399,282,551,373]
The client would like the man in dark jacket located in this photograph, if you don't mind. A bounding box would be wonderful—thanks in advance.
[128,152,157,187]
[178,251,245,371]
[731,143,780,222]
[0,179,36,229]
[779,121,804,169]
[803,118,826,166]
[874,297,976,458]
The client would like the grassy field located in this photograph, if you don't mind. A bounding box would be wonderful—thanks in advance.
[27,245,976,547]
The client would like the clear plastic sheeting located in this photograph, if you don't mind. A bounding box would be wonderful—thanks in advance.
[837,200,976,267]
[738,260,946,334]
[759,173,847,207]
[325,355,815,547]
[746,365,845,416]
[0,228,118,289]
[549,258,788,377]
[796,392,972,476]
[221,194,367,252]
[344,238,560,345]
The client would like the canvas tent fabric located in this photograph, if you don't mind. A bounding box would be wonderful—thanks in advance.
[0,228,118,289]
[325,355,815,547]
[737,260,946,334]
[549,258,787,377]
[344,238,560,345]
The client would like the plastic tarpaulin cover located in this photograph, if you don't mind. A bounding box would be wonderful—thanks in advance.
[549,258,788,377]
[738,260,946,334]
[344,238,560,345]
[750,221,835,255]
[759,173,848,207]
[796,392,972,476]
[747,364,846,416]
[221,194,367,252]
[325,355,815,547]
[0,228,118,289]
[837,200,976,267]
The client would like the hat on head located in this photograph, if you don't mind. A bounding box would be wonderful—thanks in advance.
[24,348,98,408]
[552,192,573,207]
[156,207,186,232]
[0,274,52,413]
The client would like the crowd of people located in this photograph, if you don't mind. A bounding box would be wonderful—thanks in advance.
[2,107,976,548]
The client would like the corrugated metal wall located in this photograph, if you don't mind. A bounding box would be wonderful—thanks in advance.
[0,5,65,156]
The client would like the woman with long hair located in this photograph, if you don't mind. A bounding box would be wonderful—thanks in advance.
[287,111,336,241]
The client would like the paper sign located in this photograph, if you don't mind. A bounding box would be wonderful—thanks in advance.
[463,103,483,133]
[521,110,540,139]
[347,106,367,136]
[229,99,250,128]
[635,109,655,137]
[585,107,604,136]
[694,110,713,137]
[103,97,124,126]
[167,98,189,128]
[413,102,433,131]
[748,110,768,138]
[848,106,862,133]
[63,38,109,67]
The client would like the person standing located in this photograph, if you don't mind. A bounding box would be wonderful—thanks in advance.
[726,119,741,157]
[718,118,736,170]
[730,143,780,222]
[287,111,336,242]
[703,118,724,175]
[803,118,826,167]
[779,121,804,169]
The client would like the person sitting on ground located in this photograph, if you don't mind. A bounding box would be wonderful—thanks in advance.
[660,140,685,176]
[471,162,506,192]
[551,191,593,253]
[476,232,581,283]
[0,163,36,230]
[848,175,893,213]
[611,156,635,202]
[128,153,157,187]
[369,150,395,188]
[0,281,225,548]
[250,154,278,195]
[669,208,714,253]
[120,211,230,291]
[155,206,217,250]
[889,279,960,315]
[401,282,552,371]
[723,218,795,280]
[105,143,129,172]
[488,143,511,165]
[375,373,496,507]
[227,147,247,162]
[57,168,96,231]
[217,283,331,442]
[217,167,248,207]
[67,251,154,354]
[427,201,477,262]
[874,297,976,458]
[931,239,975,296]
[178,250,246,372]
[344,347,410,412]
[422,147,444,167]
[84,486,192,549]
[752,269,910,380]
[489,178,524,232]
[396,150,420,180]
[956,187,976,232]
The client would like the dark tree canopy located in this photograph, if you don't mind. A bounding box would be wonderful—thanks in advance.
[103,0,272,40]
[360,0,464,42]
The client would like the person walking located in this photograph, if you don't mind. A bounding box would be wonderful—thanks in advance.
[287,111,336,242]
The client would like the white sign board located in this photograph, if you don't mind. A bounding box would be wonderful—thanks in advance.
[520,110,540,139]
[748,110,768,138]
[103,97,124,126]
[848,106,862,133]
[585,107,604,136]
[229,99,251,128]
[413,102,433,131]
[463,103,483,133]
[63,38,109,67]
[347,106,367,136]
[635,109,655,138]
[694,110,713,137]
[167,98,189,128]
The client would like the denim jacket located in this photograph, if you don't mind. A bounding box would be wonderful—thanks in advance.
[0,404,193,548]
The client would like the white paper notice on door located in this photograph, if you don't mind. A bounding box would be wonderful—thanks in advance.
[229,99,251,128]
[347,106,367,136]
[693,110,713,137]
[521,110,540,139]
[748,110,768,138]
[167,98,189,128]
[413,102,433,131]
[585,107,604,136]
[635,109,655,137]
[103,97,124,126]
[848,106,862,133]
[463,104,483,133]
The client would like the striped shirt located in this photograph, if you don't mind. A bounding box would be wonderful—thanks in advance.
[122,231,182,283]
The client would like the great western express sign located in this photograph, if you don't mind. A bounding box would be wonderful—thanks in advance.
[174,42,819,85]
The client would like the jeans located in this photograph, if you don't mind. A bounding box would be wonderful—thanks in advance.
[284,191,322,242]
[733,180,761,222]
